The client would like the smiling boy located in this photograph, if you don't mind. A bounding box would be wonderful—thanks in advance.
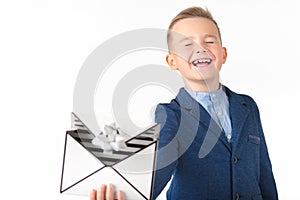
[152,6,278,200]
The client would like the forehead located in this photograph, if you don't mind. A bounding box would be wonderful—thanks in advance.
[171,17,219,38]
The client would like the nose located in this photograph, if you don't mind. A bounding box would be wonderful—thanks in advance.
[196,47,206,54]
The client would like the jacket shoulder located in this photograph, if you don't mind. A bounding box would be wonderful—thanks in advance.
[156,99,180,112]
[154,99,181,126]
[226,87,258,107]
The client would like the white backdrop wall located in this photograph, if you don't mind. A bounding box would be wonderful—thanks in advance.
[0,0,299,199]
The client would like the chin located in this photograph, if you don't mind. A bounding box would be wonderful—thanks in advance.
[193,67,219,79]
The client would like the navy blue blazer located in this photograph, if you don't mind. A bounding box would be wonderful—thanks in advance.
[153,87,278,200]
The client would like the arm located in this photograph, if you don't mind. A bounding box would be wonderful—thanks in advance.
[254,104,278,199]
[152,104,180,199]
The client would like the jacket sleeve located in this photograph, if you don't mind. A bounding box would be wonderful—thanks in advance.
[152,104,180,199]
[253,101,278,199]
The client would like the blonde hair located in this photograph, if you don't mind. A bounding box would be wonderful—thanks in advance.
[167,6,222,48]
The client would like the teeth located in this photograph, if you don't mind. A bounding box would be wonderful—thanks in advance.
[192,58,211,65]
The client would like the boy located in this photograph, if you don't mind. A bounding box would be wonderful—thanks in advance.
[153,6,278,200]
[90,6,278,200]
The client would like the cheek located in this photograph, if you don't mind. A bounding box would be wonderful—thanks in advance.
[175,56,191,66]
[173,48,193,62]
[210,48,224,62]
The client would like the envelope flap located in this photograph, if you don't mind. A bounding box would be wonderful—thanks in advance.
[65,167,149,200]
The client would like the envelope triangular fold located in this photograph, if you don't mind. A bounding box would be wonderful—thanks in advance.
[113,143,157,199]
[60,133,104,193]
[65,167,148,199]
[60,119,160,199]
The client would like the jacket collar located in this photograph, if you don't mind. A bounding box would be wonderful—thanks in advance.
[175,87,249,151]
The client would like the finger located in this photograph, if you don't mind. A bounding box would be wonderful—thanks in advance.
[89,189,96,200]
[106,184,114,200]
[117,190,125,200]
[97,184,106,200]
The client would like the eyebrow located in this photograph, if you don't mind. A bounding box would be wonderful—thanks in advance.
[176,34,218,43]
[176,38,192,44]
[203,34,218,39]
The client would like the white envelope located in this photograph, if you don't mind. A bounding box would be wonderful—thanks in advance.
[60,113,160,200]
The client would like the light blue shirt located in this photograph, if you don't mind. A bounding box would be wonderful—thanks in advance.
[185,85,232,142]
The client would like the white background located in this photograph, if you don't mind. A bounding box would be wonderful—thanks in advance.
[1,0,299,199]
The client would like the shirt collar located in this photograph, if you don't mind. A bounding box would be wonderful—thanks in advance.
[185,84,227,102]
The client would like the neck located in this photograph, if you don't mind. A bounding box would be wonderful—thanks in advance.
[184,78,220,92]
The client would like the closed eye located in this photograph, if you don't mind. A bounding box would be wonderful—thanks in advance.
[184,43,192,47]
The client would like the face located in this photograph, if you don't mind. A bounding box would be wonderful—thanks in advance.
[167,17,227,90]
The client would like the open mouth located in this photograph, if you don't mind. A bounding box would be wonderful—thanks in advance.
[191,58,212,68]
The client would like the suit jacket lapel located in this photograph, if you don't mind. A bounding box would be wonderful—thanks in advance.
[226,87,249,151]
[175,88,231,152]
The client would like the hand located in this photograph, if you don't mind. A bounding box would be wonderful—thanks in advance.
[90,184,124,200]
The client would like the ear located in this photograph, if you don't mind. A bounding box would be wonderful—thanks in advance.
[166,54,178,70]
[222,47,227,64]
